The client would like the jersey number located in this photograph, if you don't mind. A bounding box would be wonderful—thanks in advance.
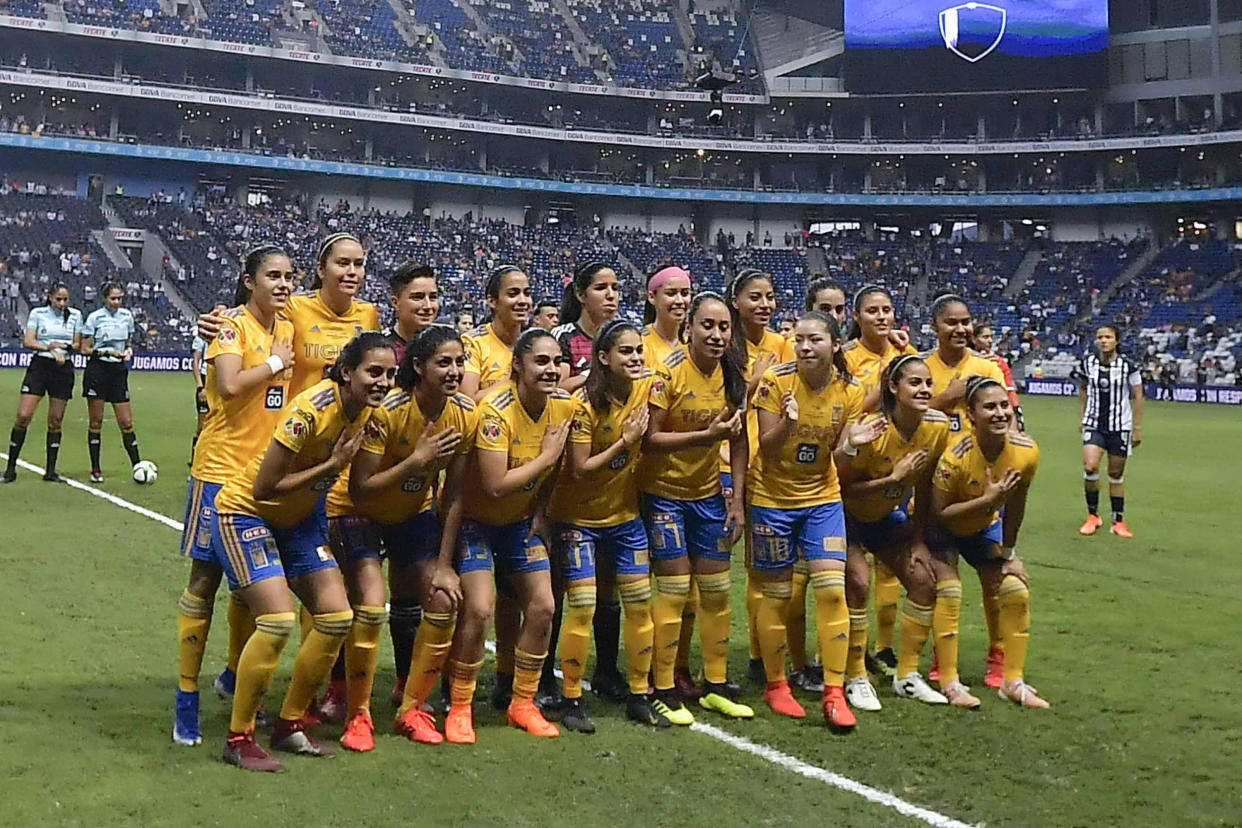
[796,444,819,464]
[265,386,285,410]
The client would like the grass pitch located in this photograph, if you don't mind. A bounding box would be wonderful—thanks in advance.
[0,369,1238,827]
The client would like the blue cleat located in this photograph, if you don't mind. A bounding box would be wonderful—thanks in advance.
[213,669,236,700]
[174,690,202,746]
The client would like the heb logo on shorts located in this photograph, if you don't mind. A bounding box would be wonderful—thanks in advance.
[241,526,270,541]
[559,528,584,541]
[752,524,777,537]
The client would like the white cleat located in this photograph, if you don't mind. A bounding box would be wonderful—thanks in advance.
[844,676,883,711]
[892,672,949,705]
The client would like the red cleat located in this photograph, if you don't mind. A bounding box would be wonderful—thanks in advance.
[394,707,444,745]
[223,730,284,772]
[507,700,559,737]
[270,716,336,757]
[928,652,940,684]
[341,709,375,753]
[764,680,807,719]
[1110,521,1134,538]
[984,647,1005,689]
[674,668,703,700]
[318,680,347,724]
[444,705,476,744]
[821,685,857,730]
[1079,514,1102,535]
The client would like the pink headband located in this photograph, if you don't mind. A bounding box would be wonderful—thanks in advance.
[648,266,690,294]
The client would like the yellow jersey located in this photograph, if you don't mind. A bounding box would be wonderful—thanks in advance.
[933,431,1039,536]
[722,329,792,474]
[326,389,479,523]
[642,347,731,502]
[843,409,951,522]
[922,348,1007,434]
[215,380,378,528]
[747,363,864,509]
[192,305,295,484]
[841,339,918,397]
[641,325,680,371]
[548,376,653,527]
[463,382,575,526]
[463,323,515,393]
[283,292,381,396]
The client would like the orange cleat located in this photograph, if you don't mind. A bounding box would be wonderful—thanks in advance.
[394,707,444,745]
[984,647,1005,689]
[821,685,857,730]
[507,700,559,738]
[943,680,981,709]
[1110,521,1133,538]
[1079,514,1102,535]
[341,709,375,753]
[763,680,807,719]
[444,705,476,744]
[928,652,940,684]
[999,679,1050,709]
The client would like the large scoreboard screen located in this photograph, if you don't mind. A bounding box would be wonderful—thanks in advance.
[844,1,1108,93]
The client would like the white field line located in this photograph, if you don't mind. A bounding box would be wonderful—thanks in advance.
[2,452,976,828]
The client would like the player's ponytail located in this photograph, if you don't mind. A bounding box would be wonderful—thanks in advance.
[799,310,851,385]
[100,282,123,306]
[397,324,461,390]
[585,318,641,415]
[48,282,70,323]
[313,232,362,290]
[726,267,773,360]
[881,353,924,415]
[329,331,393,385]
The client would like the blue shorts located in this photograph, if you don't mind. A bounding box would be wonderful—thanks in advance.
[328,515,382,563]
[929,519,1004,569]
[211,507,336,591]
[457,518,550,577]
[558,518,651,582]
[845,507,911,554]
[181,476,222,562]
[378,511,442,569]
[642,493,731,563]
[749,502,847,571]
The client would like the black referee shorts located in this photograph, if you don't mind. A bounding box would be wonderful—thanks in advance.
[19,356,75,400]
[82,359,130,404]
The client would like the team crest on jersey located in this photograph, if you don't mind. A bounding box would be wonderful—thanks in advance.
[570,419,583,434]
[758,384,770,399]
[937,467,952,482]
[653,380,665,394]
[831,404,843,425]
[483,421,502,440]
[218,327,238,344]
[284,417,306,439]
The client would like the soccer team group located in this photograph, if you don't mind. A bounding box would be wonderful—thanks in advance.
[3,232,1145,774]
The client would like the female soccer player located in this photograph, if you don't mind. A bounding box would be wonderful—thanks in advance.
[2,283,81,484]
[929,377,1048,709]
[642,292,750,725]
[1074,324,1143,538]
[749,311,880,727]
[460,265,533,401]
[839,355,951,709]
[213,332,396,771]
[547,320,669,732]
[804,277,848,325]
[80,283,141,483]
[174,247,296,747]
[554,261,621,390]
[342,326,476,747]
[972,322,1023,430]
[191,302,229,461]
[459,329,573,738]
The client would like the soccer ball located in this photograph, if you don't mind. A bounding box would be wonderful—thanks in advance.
[132,460,159,485]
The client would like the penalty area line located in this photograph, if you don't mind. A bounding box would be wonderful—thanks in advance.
[2,451,974,827]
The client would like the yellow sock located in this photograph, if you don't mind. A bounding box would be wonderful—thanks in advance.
[344,605,386,718]
[512,647,546,704]
[675,579,698,671]
[229,612,294,733]
[279,610,353,721]
[299,604,314,642]
[225,593,255,674]
[787,568,809,672]
[996,576,1031,683]
[982,585,1004,652]
[653,574,690,690]
[560,585,597,700]
[449,658,484,708]
[873,560,900,652]
[619,579,653,695]
[177,590,213,693]
[399,610,455,714]
[810,570,849,687]
[933,580,963,685]
[846,607,870,681]
[897,600,934,678]
[745,568,762,661]
[757,580,792,683]
[696,571,733,685]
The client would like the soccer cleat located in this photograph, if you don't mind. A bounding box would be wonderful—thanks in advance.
[300,703,324,728]
[942,680,982,709]
[223,730,284,773]
[845,677,883,712]
[490,672,513,711]
[341,709,376,752]
[673,668,703,700]
[90,469,103,484]
[928,652,940,683]
[173,689,202,746]
[444,705,476,744]
[1079,514,1102,535]
[893,672,949,705]
[1110,521,1134,538]
[0,470,16,483]
[699,683,755,720]
[561,697,596,734]
[318,681,347,724]
[395,707,444,745]
[626,693,672,728]
[999,679,1050,709]
[391,676,407,709]
[870,648,897,678]
[42,472,65,483]
[788,668,825,694]
[652,691,695,726]
[270,717,337,757]
[821,685,857,730]
[590,668,629,703]
[507,700,559,737]
[535,675,564,714]
[984,647,1005,689]
[213,668,236,699]
[763,680,807,719]
[746,657,765,684]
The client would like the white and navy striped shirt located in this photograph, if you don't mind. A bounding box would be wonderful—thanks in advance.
[1073,353,1142,432]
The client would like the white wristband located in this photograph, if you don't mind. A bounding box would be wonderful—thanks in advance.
[842,437,859,456]
[265,355,285,376]
[1001,545,1016,561]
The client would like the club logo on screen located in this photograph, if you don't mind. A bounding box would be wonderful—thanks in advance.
[939,2,1006,63]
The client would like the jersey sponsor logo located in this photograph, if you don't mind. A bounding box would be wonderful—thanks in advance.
[265,386,286,410]
[401,477,426,493]
[609,450,630,471]
[218,327,238,344]
[312,474,339,492]
[795,443,819,464]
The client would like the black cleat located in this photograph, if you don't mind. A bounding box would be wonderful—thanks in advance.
[626,693,672,728]
[43,472,65,483]
[535,675,564,715]
[789,668,825,694]
[490,672,513,711]
[746,657,765,684]
[0,470,16,483]
[590,668,629,703]
[560,697,596,734]
[868,648,898,678]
